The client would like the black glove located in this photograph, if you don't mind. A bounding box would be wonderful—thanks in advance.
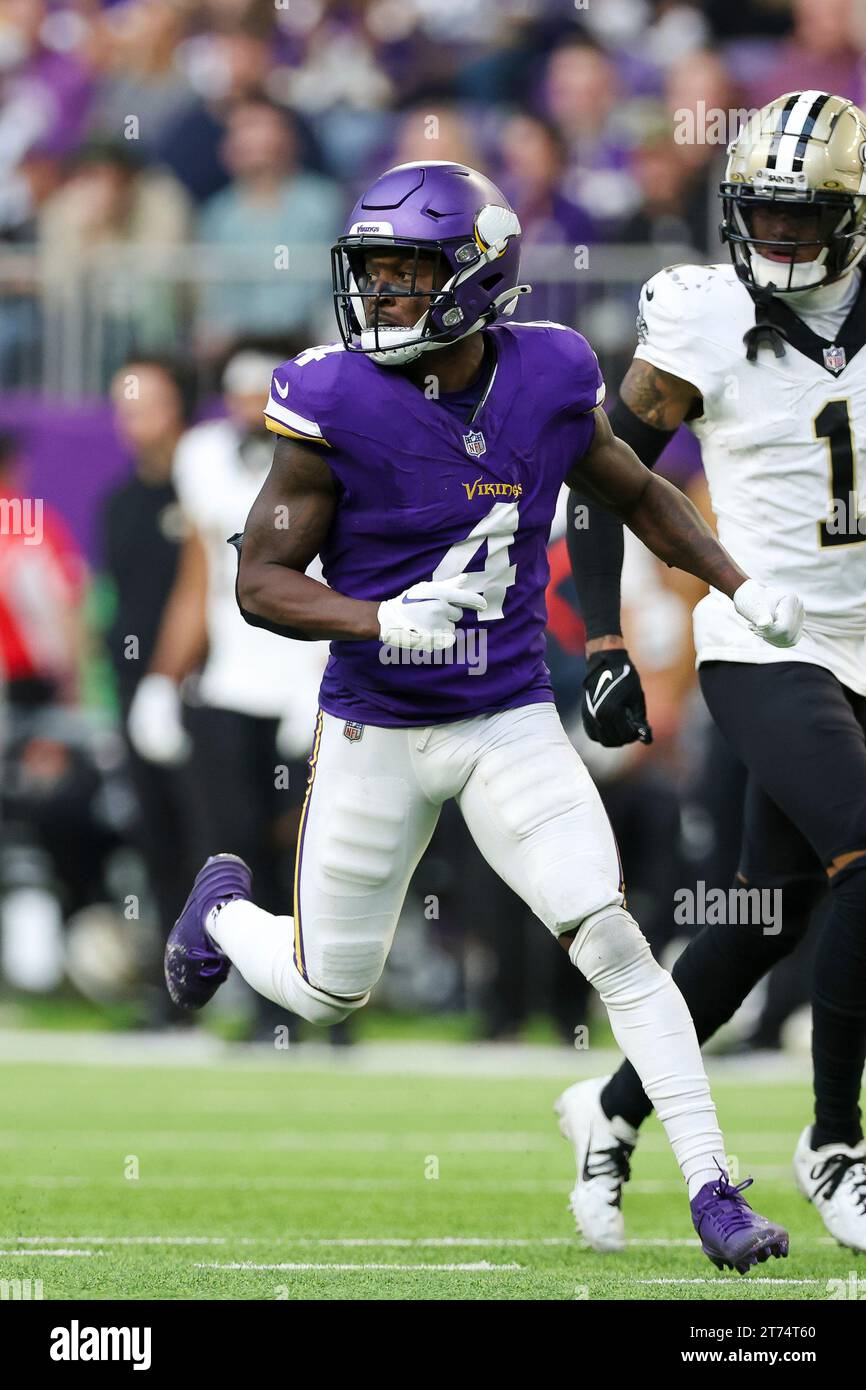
[581,648,653,748]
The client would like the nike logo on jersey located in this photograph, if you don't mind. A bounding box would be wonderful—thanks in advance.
[585,665,631,717]
[274,379,289,399]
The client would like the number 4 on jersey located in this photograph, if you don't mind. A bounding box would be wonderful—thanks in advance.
[431,500,518,621]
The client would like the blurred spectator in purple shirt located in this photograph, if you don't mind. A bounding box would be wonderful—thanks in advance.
[0,0,93,234]
[498,113,595,250]
[498,110,596,329]
[542,36,638,229]
[0,0,92,159]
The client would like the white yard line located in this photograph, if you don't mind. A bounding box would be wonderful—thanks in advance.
[4,1234,837,1248]
[636,1277,828,1286]
[193,1261,522,1272]
[0,1249,102,1258]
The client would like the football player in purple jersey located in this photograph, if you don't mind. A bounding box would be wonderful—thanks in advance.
[165,161,804,1272]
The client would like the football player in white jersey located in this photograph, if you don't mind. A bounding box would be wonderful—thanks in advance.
[567,92,866,1254]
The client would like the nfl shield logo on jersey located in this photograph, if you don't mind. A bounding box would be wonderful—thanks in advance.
[824,344,847,373]
[343,720,365,743]
[463,429,487,458]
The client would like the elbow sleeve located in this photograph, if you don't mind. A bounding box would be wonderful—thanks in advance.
[567,494,625,641]
[608,398,676,469]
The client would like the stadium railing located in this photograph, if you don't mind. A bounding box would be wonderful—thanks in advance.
[0,241,701,398]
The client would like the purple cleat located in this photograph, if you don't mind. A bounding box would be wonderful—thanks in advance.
[691,1169,789,1274]
[164,854,251,1010]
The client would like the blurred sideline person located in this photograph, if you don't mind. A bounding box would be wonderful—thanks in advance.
[101,355,198,1016]
[568,92,866,1254]
[0,431,86,711]
[0,428,94,993]
[128,341,328,1039]
[165,162,804,1272]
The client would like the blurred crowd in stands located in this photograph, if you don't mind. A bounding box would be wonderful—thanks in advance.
[0,0,860,1045]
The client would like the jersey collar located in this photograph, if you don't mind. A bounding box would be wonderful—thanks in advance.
[750,271,866,376]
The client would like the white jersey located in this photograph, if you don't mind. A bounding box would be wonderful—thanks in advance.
[634,261,866,695]
[173,419,327,737]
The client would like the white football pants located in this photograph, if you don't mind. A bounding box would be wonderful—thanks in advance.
[294,701,624,993]
[210,700,727,1192]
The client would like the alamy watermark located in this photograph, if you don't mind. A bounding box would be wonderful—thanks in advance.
[673,103,757,147]
[822,493,866,540]
[379,628,488,675]
[827,1271,866,1299]
[674,880,782,935]
[1,1277,43,1299]
[0,496,42,545]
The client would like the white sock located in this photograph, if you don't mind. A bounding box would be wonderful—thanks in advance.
[207,900,294,1007]
[570,913,726,1198]
[206,899,364,1026]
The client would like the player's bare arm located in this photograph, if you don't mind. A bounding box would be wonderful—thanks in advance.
[237,436,381,641]
[567,405,747,599]
[239,433,487,652]
[582,359,702,657]
[619,356,702,432]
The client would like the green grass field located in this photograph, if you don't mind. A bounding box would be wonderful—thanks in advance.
[0,1048,854,1301]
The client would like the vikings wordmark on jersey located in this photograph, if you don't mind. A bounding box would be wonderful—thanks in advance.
[264,321,604,725]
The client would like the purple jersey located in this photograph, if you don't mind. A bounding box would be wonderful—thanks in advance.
[263,322,603,726]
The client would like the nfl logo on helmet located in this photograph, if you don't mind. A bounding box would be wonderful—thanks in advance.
[463,429,487,457]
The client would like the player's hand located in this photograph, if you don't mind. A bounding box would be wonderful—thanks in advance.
[127,674,191,765]
[733,579,804,648]
[582,648,653,747]
[377,577,487,652]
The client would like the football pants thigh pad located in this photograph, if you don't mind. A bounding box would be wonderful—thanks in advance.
[456,705,623,933]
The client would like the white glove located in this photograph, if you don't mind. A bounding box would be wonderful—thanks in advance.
[733,579,804,648]
[127,674,191,765]
[377,577,487,652]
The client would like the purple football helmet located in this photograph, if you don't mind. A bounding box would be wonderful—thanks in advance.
[331,161,530,365]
